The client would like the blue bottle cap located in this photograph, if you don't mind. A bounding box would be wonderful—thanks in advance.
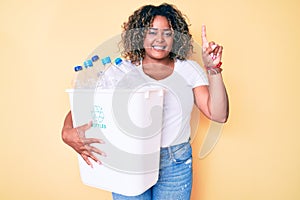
[101,56,111,65]
[114,57,122,66]
[74,65,83,72]
[84,60,93,68]
[91,55,99,62]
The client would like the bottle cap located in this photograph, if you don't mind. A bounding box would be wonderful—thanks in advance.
[101,56,111,65]
[114,57,122,66]
[74,66,83,72]
[84,60,93,68]
[91,55,99,62]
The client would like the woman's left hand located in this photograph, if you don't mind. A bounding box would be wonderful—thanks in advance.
[201,25,223,68]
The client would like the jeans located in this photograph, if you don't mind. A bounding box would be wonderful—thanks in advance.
[112,141,193,200]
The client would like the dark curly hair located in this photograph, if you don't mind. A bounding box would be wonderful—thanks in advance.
[121,3,193,65]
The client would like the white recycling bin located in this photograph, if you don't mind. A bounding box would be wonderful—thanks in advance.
[66,87,164,196]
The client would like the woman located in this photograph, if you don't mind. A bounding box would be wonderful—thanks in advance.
[62,3,228,200]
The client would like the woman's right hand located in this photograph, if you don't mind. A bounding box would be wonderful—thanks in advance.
[62,121,106,168]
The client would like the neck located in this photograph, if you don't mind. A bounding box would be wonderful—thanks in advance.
[141,58,175,80]
[142,57,174,68]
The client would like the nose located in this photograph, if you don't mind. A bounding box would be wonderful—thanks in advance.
[156,31,165,42]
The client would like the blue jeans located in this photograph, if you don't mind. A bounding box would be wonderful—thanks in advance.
[112,141,193,200]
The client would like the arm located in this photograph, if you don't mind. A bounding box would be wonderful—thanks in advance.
[193,74,229,123]
[193,25,229,123]
[61,111,105,167]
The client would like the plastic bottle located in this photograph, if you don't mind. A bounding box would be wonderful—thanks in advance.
[114,57,134,73]
[97,56,114,89]
[91,55,105,79]
[113,57,125,77]
[72,65,84,89]
[101,56,112,71]
[96,57,141,89]
[83,59,96,88]
[105,57,128,88]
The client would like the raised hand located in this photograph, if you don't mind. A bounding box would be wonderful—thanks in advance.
[201,25,223,68]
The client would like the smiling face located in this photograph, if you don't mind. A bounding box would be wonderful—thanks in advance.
[143,15,174,63]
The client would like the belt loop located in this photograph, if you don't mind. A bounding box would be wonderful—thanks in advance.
[167,146,173,160]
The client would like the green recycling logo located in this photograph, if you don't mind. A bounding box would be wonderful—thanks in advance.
[91,105,106,129]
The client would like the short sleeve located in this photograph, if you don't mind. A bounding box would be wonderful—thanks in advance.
[176,60,209,88]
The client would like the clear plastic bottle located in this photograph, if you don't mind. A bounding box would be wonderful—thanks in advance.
[101,56,112,71]
[96,57,140,89]
[72,65,84,89]
[114,57,134,73]
[113,57,125,80]
[98,56,114,88]
[83,59,96,88]
[91,55,105,79]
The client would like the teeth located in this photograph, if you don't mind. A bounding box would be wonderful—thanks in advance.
[153,46,165,50]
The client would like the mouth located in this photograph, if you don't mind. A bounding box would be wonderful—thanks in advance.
[152,45,167,50]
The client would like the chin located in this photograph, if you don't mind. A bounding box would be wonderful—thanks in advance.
[150,51,170,59]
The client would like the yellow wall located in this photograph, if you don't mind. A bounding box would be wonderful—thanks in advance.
[1,0,299,199]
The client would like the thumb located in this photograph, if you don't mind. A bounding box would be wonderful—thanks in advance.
[81,121,93,131]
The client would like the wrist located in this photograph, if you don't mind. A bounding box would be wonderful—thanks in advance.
[206,62,223,75]
[207,67,223,75]
[205,61,222,69]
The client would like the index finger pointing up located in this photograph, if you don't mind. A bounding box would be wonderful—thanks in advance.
[202,25,208,45]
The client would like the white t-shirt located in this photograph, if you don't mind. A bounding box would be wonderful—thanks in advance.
[135,59,209,147]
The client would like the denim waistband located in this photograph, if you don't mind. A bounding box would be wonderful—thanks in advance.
[160,139,191,161]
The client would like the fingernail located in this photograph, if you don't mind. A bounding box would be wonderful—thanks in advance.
[97,161,102,165]
[102,152,107,157]
[99,140,105,144]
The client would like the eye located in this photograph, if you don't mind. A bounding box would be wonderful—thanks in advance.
[148,29,158,35]
[163,31,173,37]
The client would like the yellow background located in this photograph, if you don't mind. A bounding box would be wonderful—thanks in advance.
[1,0,300,199]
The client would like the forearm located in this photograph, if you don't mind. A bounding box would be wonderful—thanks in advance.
[63,111,73,128]
[62,111,74,142]
[207,73,229,123]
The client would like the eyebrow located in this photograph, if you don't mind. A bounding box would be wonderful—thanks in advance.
[149,28,172,31]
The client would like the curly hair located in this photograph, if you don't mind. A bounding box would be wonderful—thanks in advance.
[121,3,193,65]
